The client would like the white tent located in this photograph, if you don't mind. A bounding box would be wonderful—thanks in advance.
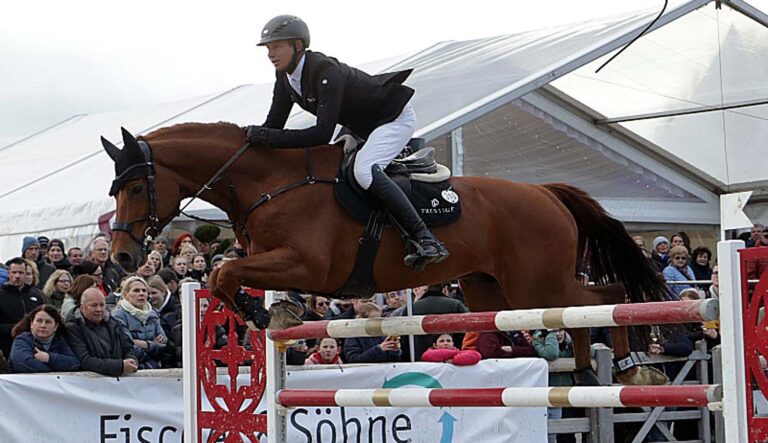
[1,0,766,260]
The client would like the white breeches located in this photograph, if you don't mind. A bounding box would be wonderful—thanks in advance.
[353,102,416,189]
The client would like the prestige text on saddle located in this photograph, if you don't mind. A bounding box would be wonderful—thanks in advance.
[103,122,670,386]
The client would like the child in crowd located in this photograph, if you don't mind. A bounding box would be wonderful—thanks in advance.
[421,333,481,366]
[304,338,343,365]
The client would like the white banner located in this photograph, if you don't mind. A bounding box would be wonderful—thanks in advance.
[278,359,549,443]
[0,359,548,442]
[0,372,184,442]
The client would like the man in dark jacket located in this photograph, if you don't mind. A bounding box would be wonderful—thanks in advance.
[66,288,138,377]
[0,257,45,357]
[245,15,448,272]
[410,282,468,361]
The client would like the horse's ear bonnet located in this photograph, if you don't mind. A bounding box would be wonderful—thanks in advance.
[102,127,154,196]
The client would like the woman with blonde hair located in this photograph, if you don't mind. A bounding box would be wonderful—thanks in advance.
[147,275,180,336]
[23,259,40,288]
[179,244,198,266]
[42,270,73,311]
[112,276,168,369]
[147,250,164,272]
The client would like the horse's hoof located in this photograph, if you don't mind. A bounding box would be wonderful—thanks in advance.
[572,367,600,386]
[615,365,669,385]
[267,300,305,331]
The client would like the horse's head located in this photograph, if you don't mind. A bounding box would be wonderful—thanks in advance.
[101,128,180,272]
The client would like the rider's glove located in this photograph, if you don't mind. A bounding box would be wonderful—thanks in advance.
[245,125,269,146]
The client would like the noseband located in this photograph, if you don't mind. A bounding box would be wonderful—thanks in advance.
[109,140,160,256]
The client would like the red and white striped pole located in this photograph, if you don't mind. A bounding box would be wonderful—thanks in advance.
[270,299,718,341]
[277,385,722,409]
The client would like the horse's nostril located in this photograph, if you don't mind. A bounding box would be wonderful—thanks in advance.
[115,252,136,271]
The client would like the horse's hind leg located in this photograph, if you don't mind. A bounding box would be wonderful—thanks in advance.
[579,284,668,385]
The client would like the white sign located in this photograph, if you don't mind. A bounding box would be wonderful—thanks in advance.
[720,191,753,234]
[0,359,548,442]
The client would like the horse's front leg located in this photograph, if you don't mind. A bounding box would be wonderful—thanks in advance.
[209,248,308,331]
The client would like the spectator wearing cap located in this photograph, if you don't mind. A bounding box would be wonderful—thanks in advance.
[21,237,55,289]
[650,236,670,272]
[46,239,72,272]
[153,236,171,267]
[0,257,45,358]
[37,236,50,258]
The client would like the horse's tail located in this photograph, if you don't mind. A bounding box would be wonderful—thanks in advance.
[543,183,666,303]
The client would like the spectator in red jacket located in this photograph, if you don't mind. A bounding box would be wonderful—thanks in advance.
[304,338,343,365]
[476,330,537,359]
[421,334,480,366]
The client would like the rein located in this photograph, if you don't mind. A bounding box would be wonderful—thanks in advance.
[112,141,338,254]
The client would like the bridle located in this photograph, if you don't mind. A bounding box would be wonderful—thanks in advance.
[109,140,163,256]
[110,137,337,257]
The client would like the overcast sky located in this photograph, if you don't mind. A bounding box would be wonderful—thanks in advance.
[2,0,743,147]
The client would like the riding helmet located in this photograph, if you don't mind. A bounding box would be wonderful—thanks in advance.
[258,15,310,48]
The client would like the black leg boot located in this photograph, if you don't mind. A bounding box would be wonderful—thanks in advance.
[234,289,271,330]
[368,165,449,271]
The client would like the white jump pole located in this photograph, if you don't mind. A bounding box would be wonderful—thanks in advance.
[264,290,287,443]
[181,281,202,443]
[718,240,748,441]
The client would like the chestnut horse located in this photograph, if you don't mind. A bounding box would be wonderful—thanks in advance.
[103,122,668,385]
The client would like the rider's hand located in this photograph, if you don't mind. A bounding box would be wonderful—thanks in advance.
[245,125,269,145]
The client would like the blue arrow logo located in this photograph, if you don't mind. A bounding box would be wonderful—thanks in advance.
[439,412,457,443]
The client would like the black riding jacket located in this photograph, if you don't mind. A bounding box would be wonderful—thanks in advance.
[261,50,414,147]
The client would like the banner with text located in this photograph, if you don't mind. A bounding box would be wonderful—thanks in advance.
[0,359,548,442]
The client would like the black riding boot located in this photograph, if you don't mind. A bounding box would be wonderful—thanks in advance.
[368,165,449,271]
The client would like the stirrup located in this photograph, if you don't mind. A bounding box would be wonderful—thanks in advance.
[404,239,449,272]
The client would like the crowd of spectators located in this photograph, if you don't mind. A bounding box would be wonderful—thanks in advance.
[0,222,765,440]
[0,225,240,375]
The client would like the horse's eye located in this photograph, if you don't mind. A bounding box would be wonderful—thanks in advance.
[130,184,143,195]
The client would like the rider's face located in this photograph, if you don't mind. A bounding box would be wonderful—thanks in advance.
[266,40,297,73]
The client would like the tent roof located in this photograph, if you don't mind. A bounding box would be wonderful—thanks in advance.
[1,0,766,259]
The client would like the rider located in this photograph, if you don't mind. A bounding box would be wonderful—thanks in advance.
[245,15,449,271]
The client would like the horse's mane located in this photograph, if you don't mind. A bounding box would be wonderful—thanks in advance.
[142,122,243,144]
